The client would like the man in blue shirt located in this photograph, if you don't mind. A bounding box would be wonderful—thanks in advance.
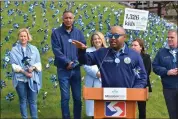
[152,29,178,119]
[72,26,147,88]
[51,10,86,119]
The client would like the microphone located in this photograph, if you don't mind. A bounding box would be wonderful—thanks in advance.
[97,48,111,72]
[93,48,111,84]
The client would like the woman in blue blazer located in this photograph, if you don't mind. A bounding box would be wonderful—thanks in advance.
[84,31,107,118]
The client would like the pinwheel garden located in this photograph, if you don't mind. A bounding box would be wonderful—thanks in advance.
[1,1,177,118]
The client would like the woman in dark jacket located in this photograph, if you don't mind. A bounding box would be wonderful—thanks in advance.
[131,38,152,119]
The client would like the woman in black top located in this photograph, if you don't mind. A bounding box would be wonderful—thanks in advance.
[131,38,152,119]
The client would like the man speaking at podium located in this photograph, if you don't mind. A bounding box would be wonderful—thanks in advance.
[72,26,147,88]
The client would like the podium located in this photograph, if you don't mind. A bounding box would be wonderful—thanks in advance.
[83,86,148,119]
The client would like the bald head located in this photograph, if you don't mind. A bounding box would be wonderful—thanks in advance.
[109,26,127,51]
[110,26,126,35]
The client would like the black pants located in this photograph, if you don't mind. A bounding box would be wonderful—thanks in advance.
[163,88,178,119]
[137,101,146,119]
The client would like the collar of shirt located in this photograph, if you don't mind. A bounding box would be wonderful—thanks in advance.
[116,44,125,57]
[110,43,129,56]
[165,43,178,51]
[62,23,74,34]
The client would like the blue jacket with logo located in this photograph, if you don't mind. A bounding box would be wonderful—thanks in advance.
[152,48,178,89]
[78,45,147,88]
[51,24,86,69]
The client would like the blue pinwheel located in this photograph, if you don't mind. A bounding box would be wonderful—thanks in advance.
[3,50,11,69]
[5,36,10,42]
[5,93,15,102]
[13,23,19,29]
[41,44,50,54]
[33,1,38,6]
[48,57,54,64]
[8,29,13,34]
[14,1,19,6]
[133,66,141,79]
[0,80,6,90]
[6,72,12,80]
[37,28,43,32]
[50,74,57,83]
[0,8,3,12]
[7,9,15,16]
[29,4,34,13]
[3,56,10,69]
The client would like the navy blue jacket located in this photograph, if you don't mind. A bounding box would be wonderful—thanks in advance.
[78,45,147,88]
[152,48,178,89]
[51,24,86,69]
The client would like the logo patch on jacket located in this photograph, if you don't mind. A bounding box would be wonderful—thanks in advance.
[163,56,170,59]
[104,57,114,63]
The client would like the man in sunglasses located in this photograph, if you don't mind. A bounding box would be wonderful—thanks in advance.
[152,29,178,119]
[72,26,147,88]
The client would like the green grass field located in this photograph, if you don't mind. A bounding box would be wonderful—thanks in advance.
[0,1,174,118]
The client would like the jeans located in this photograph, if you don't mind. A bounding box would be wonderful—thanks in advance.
[163,88,178,119]
[16,81,38,119]
[57,68,82,119]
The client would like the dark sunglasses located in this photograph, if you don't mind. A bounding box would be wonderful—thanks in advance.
[108,33,124,39]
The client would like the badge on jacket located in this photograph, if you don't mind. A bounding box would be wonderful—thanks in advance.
[124,57,131,64]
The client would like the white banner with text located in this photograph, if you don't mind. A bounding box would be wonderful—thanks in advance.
[103,88,127,100]
[123,8,149,31]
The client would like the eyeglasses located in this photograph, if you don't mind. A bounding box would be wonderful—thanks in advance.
[108,33,124,39]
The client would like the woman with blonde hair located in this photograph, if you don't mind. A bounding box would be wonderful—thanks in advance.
[10,28,42,119]
[84,31,107,118]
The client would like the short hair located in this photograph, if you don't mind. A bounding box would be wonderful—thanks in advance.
[62,10,74,19]
[90,31,107,48]
[63,10,73,16]
[168,29,177,35]
[132,38,145,54]
[18,28,32,42]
